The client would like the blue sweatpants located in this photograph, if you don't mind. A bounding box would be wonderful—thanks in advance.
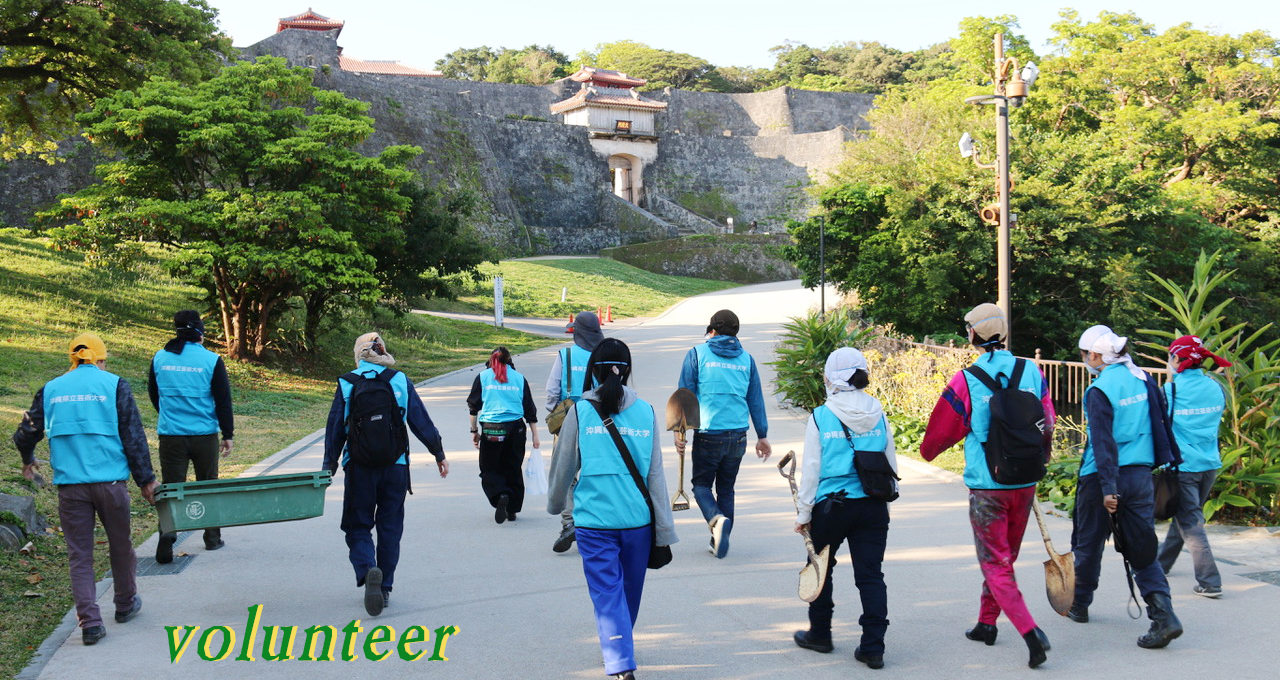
[340,462,409,591]
[577,526,652,675]
[1071,467,1170,607]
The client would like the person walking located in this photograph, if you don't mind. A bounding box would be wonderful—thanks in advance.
[921,304,1054,668]
[792,348,896,670]
[148,310,234,563]
[1157,335,1230,597]
[324,332,448,617]
[468,346,540,524]
[12,333,157,645]
[547,338,676,680]
[545,311,604,553]
[676,309,770,559]
[1070,325,1183,648]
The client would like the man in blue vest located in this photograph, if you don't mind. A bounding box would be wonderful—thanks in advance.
[677,309,771,559]
[544,311,604,553]
[13,333,157,646]
[148,311,234,563]
[324,332,448,617]
[1071,325,1183,649]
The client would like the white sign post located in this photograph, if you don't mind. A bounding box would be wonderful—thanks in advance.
[494,276,505,328]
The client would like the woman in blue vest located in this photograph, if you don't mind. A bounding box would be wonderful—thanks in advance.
[545,311,605,553]
[1071,326,1183,648]
[546,338,676,680]
[792,347,897,670]
[1157,335,1230,597]
[921,304,1054,667]
[467,346,540,524]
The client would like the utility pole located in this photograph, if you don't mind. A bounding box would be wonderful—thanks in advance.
[994,34,1012,349]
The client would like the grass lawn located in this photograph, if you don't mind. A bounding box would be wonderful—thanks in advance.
[424,258,736,319]
[0,231,559,679]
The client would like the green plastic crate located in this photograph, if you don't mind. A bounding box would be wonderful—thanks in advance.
[155,470,332,533]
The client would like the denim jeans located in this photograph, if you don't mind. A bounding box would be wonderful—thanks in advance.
[1157,470,1222,588]
[690,430,748,536]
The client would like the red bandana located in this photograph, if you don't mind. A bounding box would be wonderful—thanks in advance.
[1168,335,1232,373]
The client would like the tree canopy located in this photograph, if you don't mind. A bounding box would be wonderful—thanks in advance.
[39,57,424,360]
[435,44,571,85]
[0,0,231,160]
[785,13,1280,357]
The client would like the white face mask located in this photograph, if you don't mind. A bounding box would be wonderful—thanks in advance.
[1086,363,1101,377]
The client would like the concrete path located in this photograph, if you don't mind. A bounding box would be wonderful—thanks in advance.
[24,281,1280,679]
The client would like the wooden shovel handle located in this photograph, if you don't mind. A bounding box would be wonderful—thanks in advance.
[1032,498,1059,556]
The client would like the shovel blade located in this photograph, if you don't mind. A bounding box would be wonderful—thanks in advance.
[1043,551,1076,616]
[666,388,701,432]
[798,545,832,602]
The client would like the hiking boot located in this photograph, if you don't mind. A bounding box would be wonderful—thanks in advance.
[965,622,998,646]
[793,630,833,653]
[155,533,177,564]
[854,646,884,669]
[364,567,385,617]
[496,494,509,525]
[1023,627,1050,668]
[552,525,576,553]
[82,626,106,646]
[1193,585,1222,598]
[1067,603,1089,623]
[1137,593,1182,649]
[114,595,142,623]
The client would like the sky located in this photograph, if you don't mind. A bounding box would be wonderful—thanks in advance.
[206,1,1280,71]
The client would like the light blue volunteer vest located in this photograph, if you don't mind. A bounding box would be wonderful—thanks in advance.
[813,406,889,501]
[152,343,220,436]
[339,361,410,466]
[694,342,752,431]
[1082,364,1155,476]
[573,399,656,530]
[43,365,129,485]
[961,351,1043,490]
[1165,369,1225,473]
[478,367,526,423]
[560,346,591,402]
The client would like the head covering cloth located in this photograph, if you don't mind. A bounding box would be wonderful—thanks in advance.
[824,347,868,392]
[1168,335,1232,373]
[353,332,395,368]
[69,332,107,370]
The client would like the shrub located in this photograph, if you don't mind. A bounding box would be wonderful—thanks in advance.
[770,308,875,413]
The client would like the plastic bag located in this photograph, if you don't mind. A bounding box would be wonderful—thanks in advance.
[524,447,549,495]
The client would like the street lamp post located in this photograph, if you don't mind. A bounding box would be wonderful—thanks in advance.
[960,33,1037,350]
[818,215,825,318]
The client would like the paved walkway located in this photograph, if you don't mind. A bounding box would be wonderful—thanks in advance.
[24,281,1280,679]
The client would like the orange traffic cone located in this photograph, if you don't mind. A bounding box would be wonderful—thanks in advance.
[606,305,613,323]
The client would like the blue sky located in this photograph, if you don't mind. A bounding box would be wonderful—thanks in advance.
[207,1,1279,71]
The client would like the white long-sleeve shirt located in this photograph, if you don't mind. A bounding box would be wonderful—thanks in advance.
[796,388,898,525]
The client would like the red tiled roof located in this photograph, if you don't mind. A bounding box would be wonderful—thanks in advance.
[550,87,668,114]
[568,67,647,88]
[278,9,344,33]
[338,55,441,77]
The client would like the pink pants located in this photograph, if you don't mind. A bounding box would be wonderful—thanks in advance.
[969,487,1037,635]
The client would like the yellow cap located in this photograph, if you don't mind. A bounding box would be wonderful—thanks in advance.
[69,332,107,369]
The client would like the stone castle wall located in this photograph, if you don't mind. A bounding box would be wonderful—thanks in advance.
[0,28,877,254]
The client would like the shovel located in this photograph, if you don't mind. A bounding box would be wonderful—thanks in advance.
[777,451,831,603]
[1032,500,1076,616]
[665,388,699,512]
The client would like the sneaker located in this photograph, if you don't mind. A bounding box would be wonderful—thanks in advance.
[793,630,834,653]
[364,567,385,617]
[495,494,509,525]
[1067,603,1089,623]
[709,514,726,557]
[713,517,731,559]
[114,595,142,623]
[854,646,885,669]
[382,591,391,608]
[155,533,177,564]
[707,539,715,555]
[552,526,576,553]
[1193,585,1223,598]
[82,626,106,646]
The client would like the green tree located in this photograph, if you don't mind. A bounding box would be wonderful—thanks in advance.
[435,45,499,80]
[578,40,729,91]
[39,57,421,360]
[0,0,231,160]
[436,44,571,85]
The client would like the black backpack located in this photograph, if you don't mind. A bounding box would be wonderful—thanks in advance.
[964,359,1047,485]
[342,369,409,467]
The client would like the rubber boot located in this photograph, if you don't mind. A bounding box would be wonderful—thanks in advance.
[1023,627,1050,668]
[965,622,998,646]
[1137,593,1183,649]
[794,608,833,653]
